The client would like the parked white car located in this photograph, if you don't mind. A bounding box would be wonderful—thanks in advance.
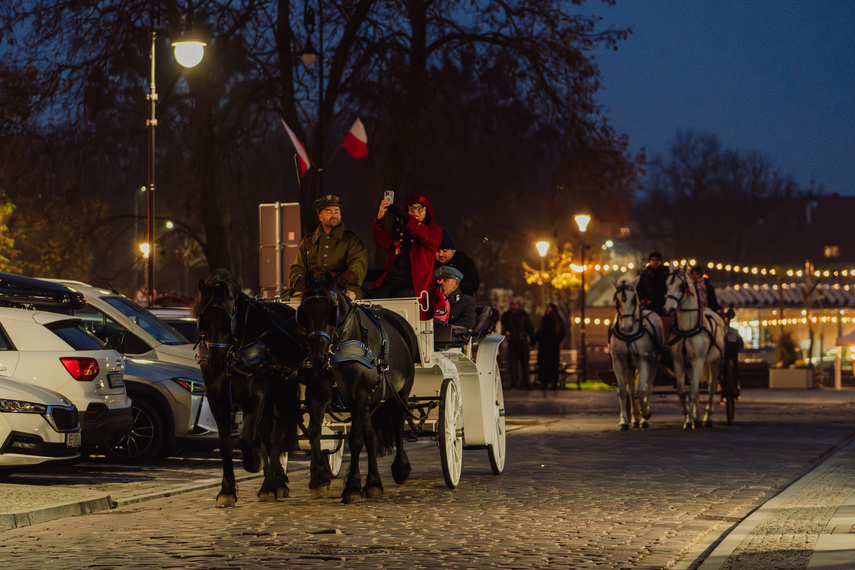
[41,279,197,367]
[0,307,131,447]
[0,376,82,473]
[101,358,219,463]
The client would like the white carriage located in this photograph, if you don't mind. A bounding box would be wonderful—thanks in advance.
[289,296,506,489]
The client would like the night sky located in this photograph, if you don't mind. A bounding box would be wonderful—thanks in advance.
[585,0,855,195]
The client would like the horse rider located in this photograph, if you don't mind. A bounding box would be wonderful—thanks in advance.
[289,194,368,300]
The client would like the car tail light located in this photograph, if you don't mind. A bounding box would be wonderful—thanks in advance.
[60,357,100,381]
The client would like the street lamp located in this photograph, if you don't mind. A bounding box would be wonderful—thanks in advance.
[535,241,550,308]
[301,0,324,199]
[145,7,205,307]
[575,213,591,382]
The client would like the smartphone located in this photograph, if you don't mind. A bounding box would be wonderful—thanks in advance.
[384,190,394,204]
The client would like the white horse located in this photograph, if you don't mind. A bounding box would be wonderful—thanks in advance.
[609,277,663,431]
[662,266,726,429]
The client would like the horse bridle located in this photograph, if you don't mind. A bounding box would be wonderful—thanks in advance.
[198,285,238,351]
[612,282,647,343]
[665,269,708,339]
[298,286,346,347]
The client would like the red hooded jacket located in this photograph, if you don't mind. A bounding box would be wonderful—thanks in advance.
[373,195,443,320]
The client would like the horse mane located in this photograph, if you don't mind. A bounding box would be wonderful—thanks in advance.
[192,269,241,319]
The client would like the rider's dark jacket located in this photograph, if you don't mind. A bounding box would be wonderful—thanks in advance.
[636,263,670,315]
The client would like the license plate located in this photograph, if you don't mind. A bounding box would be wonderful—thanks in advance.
[107,372,124,389]
[66,432,82,448]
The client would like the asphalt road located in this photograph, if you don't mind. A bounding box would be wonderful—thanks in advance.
[1,388,854,569]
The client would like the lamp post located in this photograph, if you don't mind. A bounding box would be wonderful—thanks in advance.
[301,0,324,199]
[535,241,550,309]
[144,6,205,307]
[575,214,591,382]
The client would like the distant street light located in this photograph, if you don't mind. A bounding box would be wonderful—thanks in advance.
[575,213,591,382]
[144,4,205,307]
[536,241,550,308]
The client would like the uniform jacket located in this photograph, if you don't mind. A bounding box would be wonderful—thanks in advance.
[636,264,670,315]
[446,289,477,330]
[289,223,368,297]
[373,195,442,319]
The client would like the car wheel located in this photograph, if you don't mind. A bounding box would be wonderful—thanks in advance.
[102,398,164,463]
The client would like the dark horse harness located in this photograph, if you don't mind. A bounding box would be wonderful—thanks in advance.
[196,286,301,379]
[300,286,393,409]
[609,282,662,367]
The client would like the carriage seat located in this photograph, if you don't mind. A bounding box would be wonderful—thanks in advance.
[433,305,496,350]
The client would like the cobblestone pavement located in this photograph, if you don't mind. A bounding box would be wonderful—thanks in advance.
[1,389,854,569]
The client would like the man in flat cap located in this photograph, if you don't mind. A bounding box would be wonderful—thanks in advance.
[435,265,476,330]
[289,194,367,299]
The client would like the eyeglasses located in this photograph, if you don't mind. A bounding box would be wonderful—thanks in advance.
[407,205,425,212]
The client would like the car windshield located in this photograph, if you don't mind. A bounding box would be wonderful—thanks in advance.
[101,296,190,346]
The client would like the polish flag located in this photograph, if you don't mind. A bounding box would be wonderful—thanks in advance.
[280,119,310,177]
[342,118,369,159]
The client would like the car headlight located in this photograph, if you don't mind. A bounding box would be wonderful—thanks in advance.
[171,378,205,395]
[0,399,48,414]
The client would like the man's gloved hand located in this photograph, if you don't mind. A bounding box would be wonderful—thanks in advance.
[335,270,358,291]
[387,202,408,223]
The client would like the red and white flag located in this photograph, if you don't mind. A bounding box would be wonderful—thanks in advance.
[342,118,369,159]
[280,119,310,177]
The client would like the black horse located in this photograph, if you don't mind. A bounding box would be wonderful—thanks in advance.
[192,269,304,507]
[298,274,418,503]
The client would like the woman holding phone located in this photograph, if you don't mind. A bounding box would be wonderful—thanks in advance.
[372,193,444,320]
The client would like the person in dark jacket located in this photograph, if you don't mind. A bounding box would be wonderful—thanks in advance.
[535,303,566,390]
[636,251,670,315]
[372,194,443,320]
[435,265,476,330]
[689,265,721,312]
[434,229,480,297]
[501,298,535,390]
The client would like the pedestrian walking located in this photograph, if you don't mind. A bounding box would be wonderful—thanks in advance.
[501,298,535,389]
[535,303,566,389]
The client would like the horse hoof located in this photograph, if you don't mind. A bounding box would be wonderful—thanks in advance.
[342,491,363,504]
[392,460,411,484]
[640,420,649,429]
[704,420,713,428]
[276,487,290,500]
[683,422,693,430]
[310,485,330,500]
[694,420,704,429]
[364,486,383,499]
[642,411,652,420]
[257,491,277,503]
[619,424,630,431]
[216,494,237,508]
[632,421,640,428]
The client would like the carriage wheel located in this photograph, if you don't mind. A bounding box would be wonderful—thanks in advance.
[487,362,506,475]
[327,439,344,478]
[723,358,737,426]
[438,377,463,489]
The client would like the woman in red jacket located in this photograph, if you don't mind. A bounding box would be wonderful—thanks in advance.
[372,194,443,319]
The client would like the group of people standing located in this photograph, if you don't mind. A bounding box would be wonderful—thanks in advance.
[500,299,567,390]
[288,192,480,331]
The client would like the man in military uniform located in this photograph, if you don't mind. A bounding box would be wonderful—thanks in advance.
[289,195,368,299]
